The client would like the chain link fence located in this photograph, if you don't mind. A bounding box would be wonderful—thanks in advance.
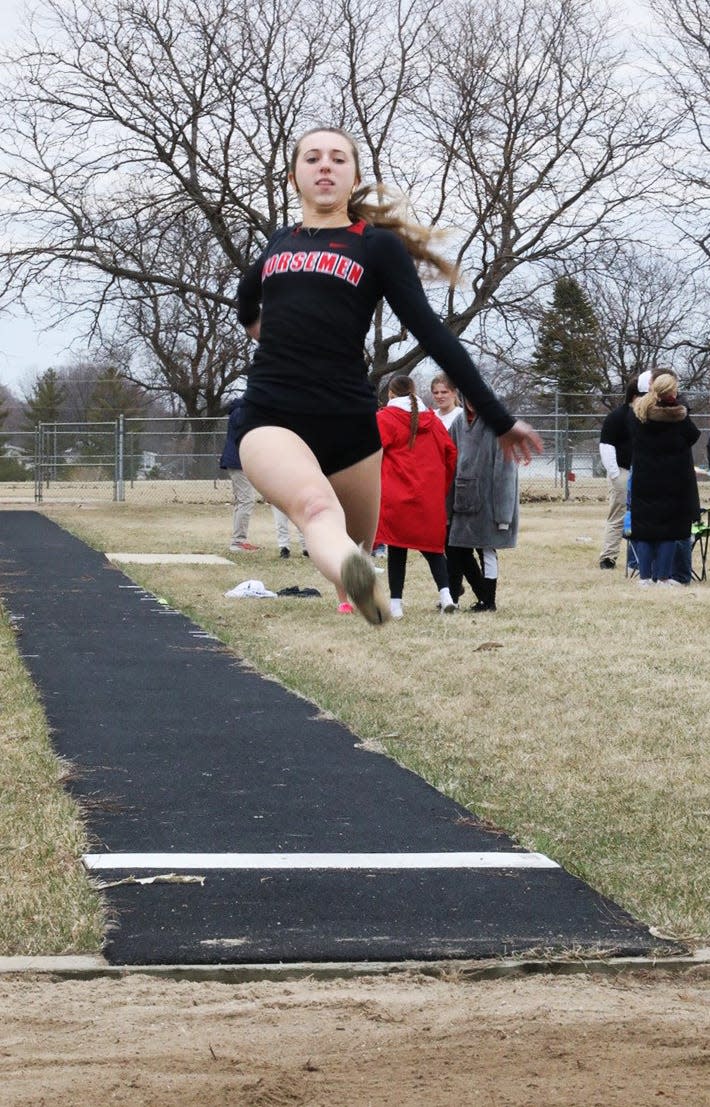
[2,403,709,505]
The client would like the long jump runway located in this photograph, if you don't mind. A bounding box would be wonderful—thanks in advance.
[0,511,666,965]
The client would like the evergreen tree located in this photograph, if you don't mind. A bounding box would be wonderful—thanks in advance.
[530,277,606,413]
[78,365,143,474]
[22,368,67,426]
[85,365,145,422]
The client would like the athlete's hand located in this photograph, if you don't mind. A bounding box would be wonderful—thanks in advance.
[245,317,261,341]
[499,420,544,465]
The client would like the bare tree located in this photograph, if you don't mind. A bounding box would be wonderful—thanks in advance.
[0,0,333,413]
[650,0,710,373]
[90,210,254,420]
[0,0,672,408]
[325,0,673,391]
[653,0,710,255]
[1,0,332,284]
[563,245,706,394]
[418,2,668,340]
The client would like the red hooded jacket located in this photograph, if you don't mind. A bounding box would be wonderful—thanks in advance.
[376,406,457,552]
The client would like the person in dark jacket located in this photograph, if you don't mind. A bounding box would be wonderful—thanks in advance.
[219,398,260,552]
[598,376,640,570]
[629,373,700,586]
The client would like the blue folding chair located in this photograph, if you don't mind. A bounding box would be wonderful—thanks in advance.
[623,474,638,578]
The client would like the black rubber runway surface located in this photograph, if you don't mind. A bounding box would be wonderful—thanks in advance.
[0,511,668,965]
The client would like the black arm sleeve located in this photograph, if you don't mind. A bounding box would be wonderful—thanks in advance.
[237,256,265,326]
[372,231,515,436]
[686,417,701,447]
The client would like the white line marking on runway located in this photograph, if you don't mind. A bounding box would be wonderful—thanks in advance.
[108,553,233,565]
[83,851,559,871]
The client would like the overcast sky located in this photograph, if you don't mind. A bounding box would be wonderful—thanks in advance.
[0,0,88,397]
[0,0,662,396]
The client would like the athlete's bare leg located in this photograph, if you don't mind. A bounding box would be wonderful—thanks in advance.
[328,448,383,551]
[239,428,387,624]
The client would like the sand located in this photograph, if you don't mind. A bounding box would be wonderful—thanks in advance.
[1,969,708,1105]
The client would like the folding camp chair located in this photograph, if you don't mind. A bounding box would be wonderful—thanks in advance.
[691,509,710,582]
[623,518,638,578]
[622,476,638,578]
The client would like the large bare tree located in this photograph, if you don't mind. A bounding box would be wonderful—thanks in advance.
[651,0,710,373]
[0,0,672,411]
[554,243,707,395]
[654,0,710,255]
[0,0,332,414]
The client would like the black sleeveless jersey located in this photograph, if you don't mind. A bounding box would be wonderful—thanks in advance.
[237,220,514,434]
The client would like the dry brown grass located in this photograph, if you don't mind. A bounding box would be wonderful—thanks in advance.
[0,613,104,954]
[2,496,709,952]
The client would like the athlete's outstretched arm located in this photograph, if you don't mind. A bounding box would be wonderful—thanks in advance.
[376,233,542,462]
[497,422,543,464]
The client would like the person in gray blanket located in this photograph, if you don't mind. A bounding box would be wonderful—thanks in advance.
[446,397,519,612]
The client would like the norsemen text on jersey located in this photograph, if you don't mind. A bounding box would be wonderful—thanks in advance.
[262,250,364,286]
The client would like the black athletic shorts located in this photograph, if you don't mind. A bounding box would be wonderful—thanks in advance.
[235,402,382,477]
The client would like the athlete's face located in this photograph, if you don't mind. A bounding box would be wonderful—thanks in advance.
[290,131,360,218]
[431,383,457,413]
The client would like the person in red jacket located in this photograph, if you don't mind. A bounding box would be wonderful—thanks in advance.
[376,375,458,618]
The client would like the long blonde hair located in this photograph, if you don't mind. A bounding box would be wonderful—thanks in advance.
[633,372,679,423]
[290,127,458,284]
[388,374,420,449]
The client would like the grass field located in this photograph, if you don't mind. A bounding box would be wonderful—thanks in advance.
[1,497,708,954]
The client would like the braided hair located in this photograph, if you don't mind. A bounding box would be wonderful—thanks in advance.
[388,374,419,449]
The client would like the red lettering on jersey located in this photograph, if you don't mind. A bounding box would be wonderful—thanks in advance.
[263,247,364,285]
[346,260,364,286]
[334,255,351,280]
[316,252,338,275]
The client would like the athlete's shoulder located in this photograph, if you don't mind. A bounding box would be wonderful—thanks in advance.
[363,223,415,272]
[263,225,296,252]
[363,223,406,248]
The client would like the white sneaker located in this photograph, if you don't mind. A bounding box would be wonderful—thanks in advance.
[637,578,655,588]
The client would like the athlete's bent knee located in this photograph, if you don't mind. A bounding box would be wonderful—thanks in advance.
[297,486,341,527]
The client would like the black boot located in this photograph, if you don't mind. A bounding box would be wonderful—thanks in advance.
[462,552,485,607]
[470,577,497,612]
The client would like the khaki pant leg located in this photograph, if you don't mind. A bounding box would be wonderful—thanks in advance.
[600,468,629,563]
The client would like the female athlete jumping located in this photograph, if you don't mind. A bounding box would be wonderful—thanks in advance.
[236,127,542,624]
